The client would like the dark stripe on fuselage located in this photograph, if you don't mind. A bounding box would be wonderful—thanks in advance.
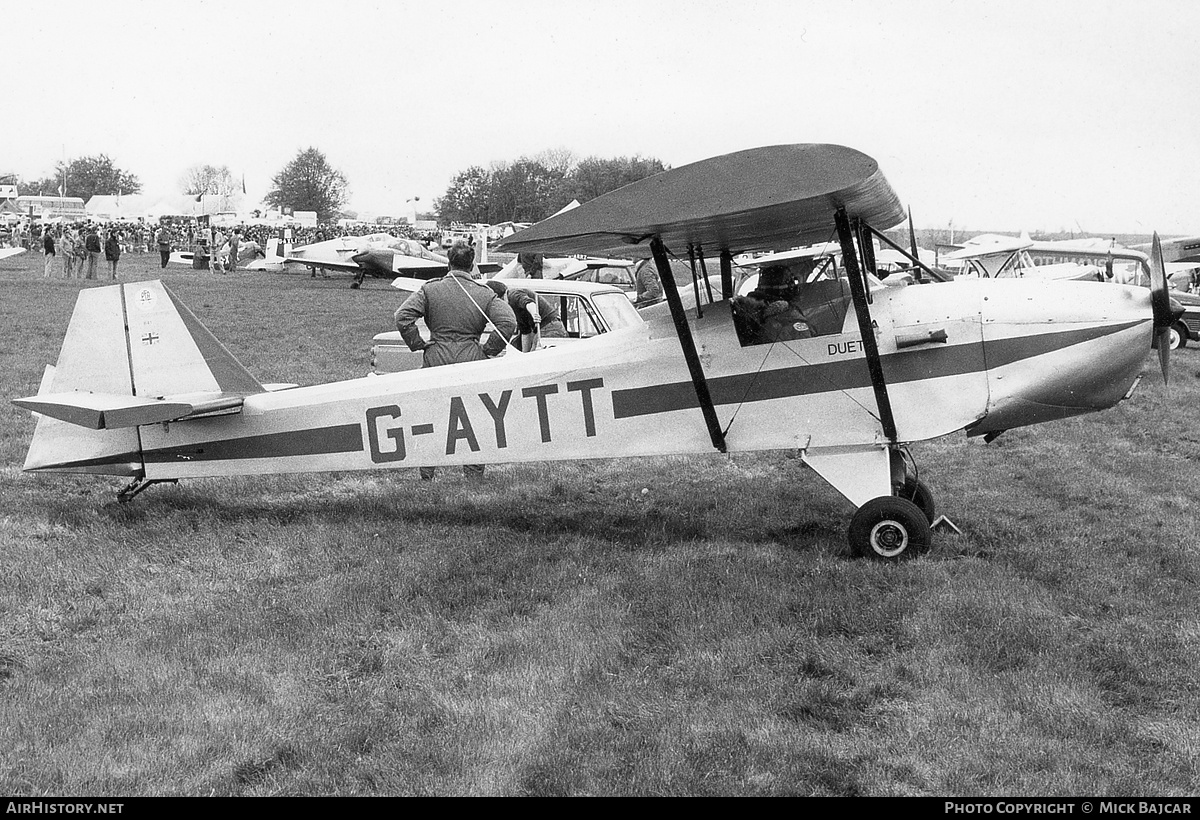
[979,320,1144,368]
[142,423,364,463]
[611,321,1144,419]
[118,320,1146,462]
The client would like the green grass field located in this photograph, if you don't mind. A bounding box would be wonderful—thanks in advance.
[1,250,1197,796]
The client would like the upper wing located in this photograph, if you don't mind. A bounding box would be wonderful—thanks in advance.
[496,144,905,258]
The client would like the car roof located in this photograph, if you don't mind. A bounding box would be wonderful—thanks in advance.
[494,278,628,298]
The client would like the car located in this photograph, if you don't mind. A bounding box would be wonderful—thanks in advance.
[560,260,639,299]
[495,256,644,302]
[1166,287,1200,349]
[369,278,644,375]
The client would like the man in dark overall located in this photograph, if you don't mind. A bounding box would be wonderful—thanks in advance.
[485,280,567,352]
[394,240,517,479]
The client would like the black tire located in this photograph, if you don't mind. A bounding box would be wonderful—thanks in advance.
[1170,324,1187,350]
[847,496,932,561]
[901,479,936,524]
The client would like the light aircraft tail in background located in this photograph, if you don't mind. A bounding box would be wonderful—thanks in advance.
[242,236,292,271]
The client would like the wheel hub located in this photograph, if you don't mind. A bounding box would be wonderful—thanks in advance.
[870,520,909,557]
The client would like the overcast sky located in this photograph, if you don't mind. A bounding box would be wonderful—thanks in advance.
[6,0,1198,234]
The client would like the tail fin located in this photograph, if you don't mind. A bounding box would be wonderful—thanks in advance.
[16,281,263,474]
[124,281,263,397]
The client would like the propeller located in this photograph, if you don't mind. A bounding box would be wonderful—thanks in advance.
[907,207,921,282]
[1149,232,1185,384]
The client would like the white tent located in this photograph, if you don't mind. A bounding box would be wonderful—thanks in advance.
[86,194,152,222]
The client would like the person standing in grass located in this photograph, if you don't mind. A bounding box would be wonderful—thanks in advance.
[227,230,240,272]
[71,225,88,275]
[59,227,75,278]
[104,229,122,279]
[155,223,172,269]
[83,227,101,279]
[41,226,55,278]
[394,240,517,480]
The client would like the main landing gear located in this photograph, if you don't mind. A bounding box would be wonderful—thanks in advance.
[848,492,932,561]
[846,447,942,561]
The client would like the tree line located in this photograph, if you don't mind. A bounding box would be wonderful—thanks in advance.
[21,155,142,201]
[13,147,667,225]
[435,152,668,225]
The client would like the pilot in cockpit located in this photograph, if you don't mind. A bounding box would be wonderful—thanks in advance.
[732,256,854,346]
[732,262,816,345]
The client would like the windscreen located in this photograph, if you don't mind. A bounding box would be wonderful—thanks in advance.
[593,292,642,331]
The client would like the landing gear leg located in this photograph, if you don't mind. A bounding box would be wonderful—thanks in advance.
[895,448,959,535]
[901,477,936,524]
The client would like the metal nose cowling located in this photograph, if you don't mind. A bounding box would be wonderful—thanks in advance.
[1150,232,1184,384]
[967,276,1153,439]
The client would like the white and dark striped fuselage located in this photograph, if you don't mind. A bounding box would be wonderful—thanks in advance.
[24,277,1148,506]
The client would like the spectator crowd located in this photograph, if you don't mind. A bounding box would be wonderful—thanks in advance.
[2,217,448,278]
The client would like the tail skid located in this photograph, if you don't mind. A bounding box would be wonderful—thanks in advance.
[16,281,265,474]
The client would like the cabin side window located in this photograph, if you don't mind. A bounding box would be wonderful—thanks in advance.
[556,295,603,338]
[731,258,852,346]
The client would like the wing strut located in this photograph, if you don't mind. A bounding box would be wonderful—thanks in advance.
[719,250,734,299]
[865,221,951,282]
[696,246,715,303]
[686,245,704,318]
[650,236,727,453]
[835,208,898,443]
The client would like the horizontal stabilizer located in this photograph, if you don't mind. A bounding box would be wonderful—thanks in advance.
[390,276,429,297]
[13,391,244,430]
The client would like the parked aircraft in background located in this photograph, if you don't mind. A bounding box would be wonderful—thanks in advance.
[279,233,500,287]
[12,143,1182,561]
[1133,234,1200,265]
[0,247,27,261]
[241,237,289,272]
[938,233,1104,281]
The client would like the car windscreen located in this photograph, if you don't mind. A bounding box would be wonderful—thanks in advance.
[572,266,635,288]
[593,292,643,330]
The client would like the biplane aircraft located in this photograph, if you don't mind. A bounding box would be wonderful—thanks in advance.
[11,144,1182,560]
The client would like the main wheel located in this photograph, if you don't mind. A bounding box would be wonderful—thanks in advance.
[847,496,932,561]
